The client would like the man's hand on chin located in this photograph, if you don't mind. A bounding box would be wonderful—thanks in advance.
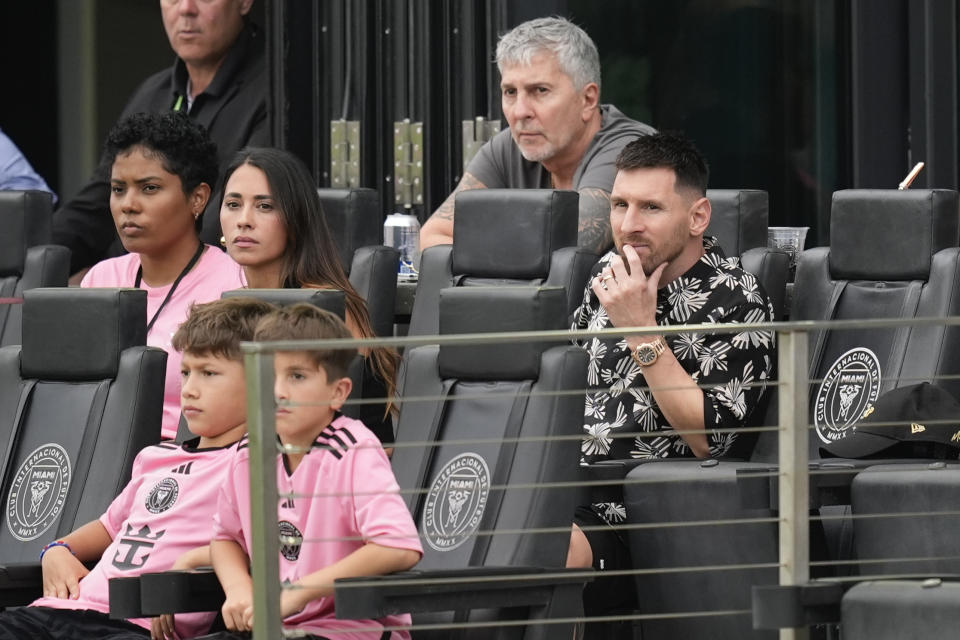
[591,244,665,333]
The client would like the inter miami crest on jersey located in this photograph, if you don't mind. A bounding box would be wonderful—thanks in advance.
[278,520,303,561]
[145,477,180,514]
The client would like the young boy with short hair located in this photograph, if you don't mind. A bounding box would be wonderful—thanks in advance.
[0,297,276,640]
[209,304,422,640]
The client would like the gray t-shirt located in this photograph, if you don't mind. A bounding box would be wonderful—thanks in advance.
[466,104,655,191]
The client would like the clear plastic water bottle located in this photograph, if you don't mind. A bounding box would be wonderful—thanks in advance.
[383,212,421,281]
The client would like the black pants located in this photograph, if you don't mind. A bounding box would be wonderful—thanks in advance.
[574,505,637,616]
[0,606,149,640]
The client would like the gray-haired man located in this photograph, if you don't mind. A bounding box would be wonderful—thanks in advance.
[420,16,655,254]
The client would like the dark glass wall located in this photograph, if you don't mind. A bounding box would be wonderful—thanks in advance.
[273,0,957,247]
[567,1,850,245]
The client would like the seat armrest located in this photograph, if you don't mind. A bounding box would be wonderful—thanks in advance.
[136,568,224,616]
[0,562,43,607]
[752,576,960,629]
[108,576,143,619]
[752,581,844,629]
[585,459,654,503]
[334,566,593,620]
[0,561,95,608]
[587,458,745,503]
[737,459,944,510]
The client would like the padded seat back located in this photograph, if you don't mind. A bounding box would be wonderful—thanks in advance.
[408,189,597,337]
[851,463,960,576]
[317,188,382,273]
[0,288,165,562]
[707,189,790,319]
[0,190,70,346]
[624,460,780,640]
[317,188,398,337]
[791,189,960,458]
[706,189,769,255]
[841,580,960,640]
[221,288,347,319]
[392,286,587,636]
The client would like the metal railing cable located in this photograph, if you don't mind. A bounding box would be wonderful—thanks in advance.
[236,315,960,638]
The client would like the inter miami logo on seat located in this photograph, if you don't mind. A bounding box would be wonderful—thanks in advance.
[6,444,72,541]
[814,347,881,444]
[422,452,490,552]
[278,520,303,561]
[145,477,180,514]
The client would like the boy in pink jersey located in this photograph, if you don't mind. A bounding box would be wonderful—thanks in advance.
[0,297,276,640]
[209,304,422,640]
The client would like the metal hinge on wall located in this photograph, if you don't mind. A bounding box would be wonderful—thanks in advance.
[393,119,423,207]
[462,116,501,173]
[330,120,360,188]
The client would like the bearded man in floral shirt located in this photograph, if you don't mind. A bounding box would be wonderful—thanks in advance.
[567,132,776,625]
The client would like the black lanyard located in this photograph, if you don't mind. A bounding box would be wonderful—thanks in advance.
[135,243,205,334]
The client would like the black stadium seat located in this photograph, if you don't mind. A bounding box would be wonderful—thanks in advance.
[621,188,960,639]
[706,189,790,319]
[840,580,960,640]
[0,190,71,346]
[317,188,400,338]
[850,463,960,577]
[705,189,769,255]
[0,288,166,605]
[408,189,597,337]
[336,285,591,639]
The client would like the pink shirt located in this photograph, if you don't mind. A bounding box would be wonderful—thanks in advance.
[81,246,245,439]
[214,415,423,639]
[32,439,236,638]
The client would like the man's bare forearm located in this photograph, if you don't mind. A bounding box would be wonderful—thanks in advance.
[577,187,613,254]
[420,172,487,249]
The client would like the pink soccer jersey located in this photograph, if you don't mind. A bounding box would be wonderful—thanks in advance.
[32,439,237,639]
[81,246,244,439]
[214,415,423,639]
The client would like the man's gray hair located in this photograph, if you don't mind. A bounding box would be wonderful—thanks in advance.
[495,16,601,91]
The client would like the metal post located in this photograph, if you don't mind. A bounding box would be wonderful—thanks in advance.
[778,330,810,640]
[246,350,282,639]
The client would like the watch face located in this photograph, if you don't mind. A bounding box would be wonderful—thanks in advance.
[635,343,657,366]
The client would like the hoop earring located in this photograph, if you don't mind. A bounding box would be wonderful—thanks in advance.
[220,236,227,247]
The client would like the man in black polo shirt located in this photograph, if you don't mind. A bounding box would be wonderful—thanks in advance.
[54,0,266,275]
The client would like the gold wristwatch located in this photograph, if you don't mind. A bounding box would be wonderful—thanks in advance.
[631,337,667,367]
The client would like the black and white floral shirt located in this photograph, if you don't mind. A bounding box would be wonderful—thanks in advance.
[573,237,776,486]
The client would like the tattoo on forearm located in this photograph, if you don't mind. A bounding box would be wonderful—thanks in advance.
[578,188,613,254]
[429,172,487,222]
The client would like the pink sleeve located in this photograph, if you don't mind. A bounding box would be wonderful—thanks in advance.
[349,439,423,555]
[212,458,245,545]
[98,453,144,538]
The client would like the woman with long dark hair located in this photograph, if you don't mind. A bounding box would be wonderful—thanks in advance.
[219,147,399,444]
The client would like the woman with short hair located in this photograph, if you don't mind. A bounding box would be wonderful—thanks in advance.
[82,112,244,440]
